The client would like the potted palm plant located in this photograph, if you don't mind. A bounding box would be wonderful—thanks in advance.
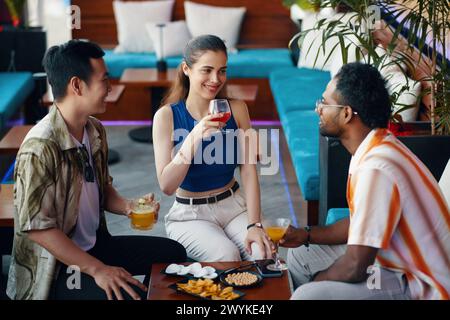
[293,0,449,135]
[290,0,450,224]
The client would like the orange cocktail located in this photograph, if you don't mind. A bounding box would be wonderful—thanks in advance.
[130,199,157,230]
[266,226,287,243]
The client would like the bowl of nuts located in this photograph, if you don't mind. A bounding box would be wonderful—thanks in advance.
[219,270,263,288]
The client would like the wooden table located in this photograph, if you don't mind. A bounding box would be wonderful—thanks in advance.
[42,84,126,107]
[147,261,291,300]
[120,68,258,143]
[120,68,258,107]
[0,184,14,227]
[0,125,33,155]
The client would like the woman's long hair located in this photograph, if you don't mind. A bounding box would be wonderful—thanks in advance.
[162,35,228,106]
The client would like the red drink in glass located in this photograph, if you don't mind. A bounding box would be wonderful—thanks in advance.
[214,112,231,123]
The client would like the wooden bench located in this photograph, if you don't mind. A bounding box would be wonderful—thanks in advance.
[0,184,13,228]
[0,184,14,280]
[0,125,33,155]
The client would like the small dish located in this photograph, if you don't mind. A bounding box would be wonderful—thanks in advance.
[161,263,222,279]
[219,270,263,288]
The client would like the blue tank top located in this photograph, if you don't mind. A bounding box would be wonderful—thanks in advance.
[171,100,239,192]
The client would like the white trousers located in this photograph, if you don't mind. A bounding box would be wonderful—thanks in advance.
[165,188,263,262]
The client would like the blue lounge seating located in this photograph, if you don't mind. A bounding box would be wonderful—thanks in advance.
[104,49,293,79]
[0,72,34,132]
[269,67,331,201]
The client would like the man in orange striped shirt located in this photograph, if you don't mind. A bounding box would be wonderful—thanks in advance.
[282,63,450,300]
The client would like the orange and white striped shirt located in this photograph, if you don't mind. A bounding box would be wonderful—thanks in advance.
[347,129,450,300]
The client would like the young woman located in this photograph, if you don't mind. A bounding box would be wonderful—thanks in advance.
[153,35,272,262]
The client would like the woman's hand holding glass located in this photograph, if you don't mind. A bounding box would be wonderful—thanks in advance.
[245,226,274,259]
[191,113,227,140]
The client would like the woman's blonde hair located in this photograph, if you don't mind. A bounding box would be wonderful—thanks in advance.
[162,35,228,106]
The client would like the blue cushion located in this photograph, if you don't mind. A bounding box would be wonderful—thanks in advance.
[104,49,293,79]
[226,49,293,78]
[326,208,350,225]
[104,50,182,78]
[281,110,320,200]
[270,67,331,117]
[0,72,34,131]
[269,66,330,201]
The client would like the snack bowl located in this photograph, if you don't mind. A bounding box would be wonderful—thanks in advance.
[219,270,263,288]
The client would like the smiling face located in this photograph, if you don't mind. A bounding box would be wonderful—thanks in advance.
[78,58,111,115]
[317,78,345,138]
[182,50,227,100]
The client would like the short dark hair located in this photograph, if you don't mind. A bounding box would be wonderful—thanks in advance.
[42,40,105,100]
[335,62,392,129]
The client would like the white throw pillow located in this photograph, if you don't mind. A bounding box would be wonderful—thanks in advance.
[184,1,246,52]
[299,12,359,72]
[385,72,421,122]
[113,0,174,53]
[146,21,192,59]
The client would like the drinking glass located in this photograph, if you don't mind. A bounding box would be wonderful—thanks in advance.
[209,99,231,134]
[263,218,291,271]
[129,195,160,230]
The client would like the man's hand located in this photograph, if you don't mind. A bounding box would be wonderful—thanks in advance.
[92,264,148,300]
[125,193,160,220]
[279,225,308,248]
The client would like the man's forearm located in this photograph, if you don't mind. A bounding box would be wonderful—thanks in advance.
[313,255,367,283]
[28,228,105,277]
[104,184,128,215]
[310,218,349,245]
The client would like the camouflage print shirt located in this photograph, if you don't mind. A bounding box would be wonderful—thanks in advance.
[7,105,112,300]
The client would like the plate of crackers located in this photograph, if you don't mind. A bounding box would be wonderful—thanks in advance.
[219,270,263,288]
[169,278,244,300]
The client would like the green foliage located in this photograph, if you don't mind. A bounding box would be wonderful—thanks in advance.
[294,0,450,134]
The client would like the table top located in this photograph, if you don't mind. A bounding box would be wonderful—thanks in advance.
[0,125,33,155]
[147,261,291,300]
[120,68,258,105]
[120,68,178,87]
[42,84,125,107]
[0,184,14,227]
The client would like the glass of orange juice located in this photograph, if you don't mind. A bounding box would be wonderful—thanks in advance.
[130,195,160,230]
[262,218,291,271]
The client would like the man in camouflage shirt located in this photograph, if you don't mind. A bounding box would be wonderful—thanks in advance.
[7,40,186,300]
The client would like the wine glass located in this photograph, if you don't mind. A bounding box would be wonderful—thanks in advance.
[209,99,231,134]
[263,218,291,271]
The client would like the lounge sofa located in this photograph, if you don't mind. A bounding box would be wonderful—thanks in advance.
[0,72,34,133]
[104,48,294,79]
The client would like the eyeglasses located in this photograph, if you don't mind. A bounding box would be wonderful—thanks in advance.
[315,98,358,115]
[76,145,95,182]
